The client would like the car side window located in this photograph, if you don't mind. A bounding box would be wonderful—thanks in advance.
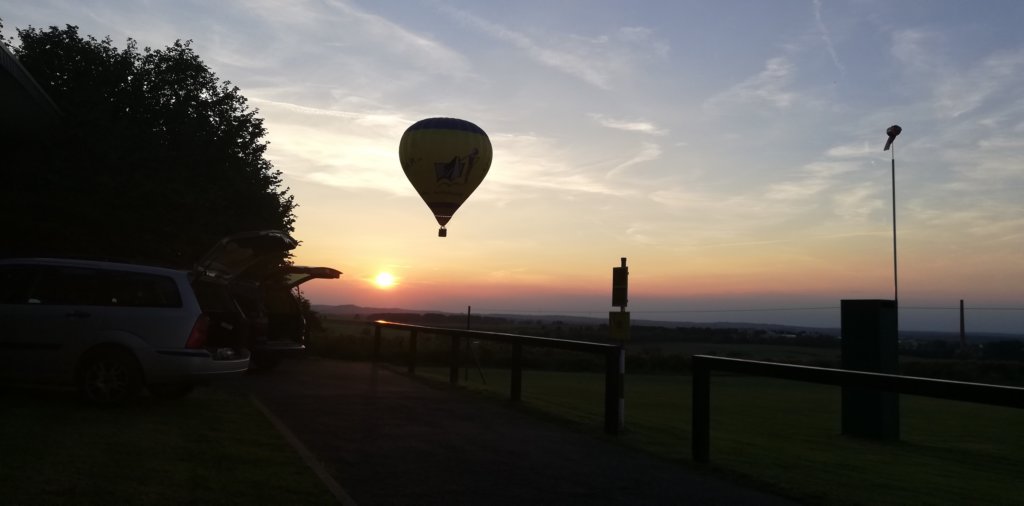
[106,272,183,308]
[0,265,36,304]
[19,267,182,307]
[27,267,108,306]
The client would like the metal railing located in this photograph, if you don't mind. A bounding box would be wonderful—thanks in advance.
[691,354,1024,462]
[372,320,625,435]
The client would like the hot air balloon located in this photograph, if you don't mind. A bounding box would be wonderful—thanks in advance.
[399,117,493,237]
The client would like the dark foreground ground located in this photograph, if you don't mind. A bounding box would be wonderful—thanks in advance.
[241,357,796,505]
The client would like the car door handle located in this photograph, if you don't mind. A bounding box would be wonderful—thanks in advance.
[65,311,91,319]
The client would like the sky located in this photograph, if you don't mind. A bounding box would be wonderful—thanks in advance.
[3,0,1023,333]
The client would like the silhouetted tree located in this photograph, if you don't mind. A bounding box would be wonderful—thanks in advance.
[0,19,12,49]
[1,24,295,266]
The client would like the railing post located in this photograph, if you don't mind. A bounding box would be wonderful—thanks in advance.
[510,342,522,401]
[407,330,418,374]
[373,323,382,363]
[692,356,710,462]
[449,334,461,385]
[604,346,624,435]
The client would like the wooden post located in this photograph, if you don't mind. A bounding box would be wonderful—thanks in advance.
[692,356,710,462]
[408,330,418,374]
[449,335,461,385]
[464,306,471,381]
[510,342,522,402]
[604,346,624,435]
[373,323,382,363]
[959,299,966,354]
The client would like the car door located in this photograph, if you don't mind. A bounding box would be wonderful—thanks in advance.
[281,266,343,289]
[5,266,109,382]
[194,230,298,282]
[0,264,38,380]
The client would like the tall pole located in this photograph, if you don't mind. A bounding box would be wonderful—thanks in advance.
[891,143,898,304]
[884,124,902,305]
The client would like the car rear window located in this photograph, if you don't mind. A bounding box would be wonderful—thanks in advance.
[191,280,235,312]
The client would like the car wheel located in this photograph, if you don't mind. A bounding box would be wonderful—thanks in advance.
[77,349,143,406]
[148,383,194,400]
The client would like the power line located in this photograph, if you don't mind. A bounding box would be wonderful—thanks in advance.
[474,306,1023,315]
[475,307,841,314]
[631,307,839,313]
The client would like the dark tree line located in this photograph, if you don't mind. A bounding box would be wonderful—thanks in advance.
[1,23,296,267]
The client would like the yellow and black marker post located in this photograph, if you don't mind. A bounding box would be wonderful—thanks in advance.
[607,257,628,433]
[610,257,630,340]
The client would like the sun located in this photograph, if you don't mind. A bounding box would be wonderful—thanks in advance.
[374,272,396,289]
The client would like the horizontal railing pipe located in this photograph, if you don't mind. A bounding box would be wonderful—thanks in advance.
[373,320,619,354]
[691,355,1024,463]
[373,320,623,434]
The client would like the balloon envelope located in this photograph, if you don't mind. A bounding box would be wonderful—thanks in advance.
[399,118,492,235]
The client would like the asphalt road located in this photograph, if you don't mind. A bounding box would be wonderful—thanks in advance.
[242,357,797,506]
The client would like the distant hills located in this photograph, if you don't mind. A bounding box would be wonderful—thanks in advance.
[312,304,1023,342]
[313,304,426,316]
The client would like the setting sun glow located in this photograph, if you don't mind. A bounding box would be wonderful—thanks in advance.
[374,272,396,289]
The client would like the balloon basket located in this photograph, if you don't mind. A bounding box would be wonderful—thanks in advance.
[438,227,447,237]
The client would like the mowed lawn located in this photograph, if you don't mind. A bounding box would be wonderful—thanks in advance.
[0,384,335,505]
[416,365,1024,506]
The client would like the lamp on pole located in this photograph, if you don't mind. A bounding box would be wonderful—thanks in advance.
[883,125,902,303]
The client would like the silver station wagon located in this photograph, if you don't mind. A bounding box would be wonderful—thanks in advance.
[0,258,250,404]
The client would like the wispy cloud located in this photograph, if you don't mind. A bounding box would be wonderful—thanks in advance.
[481,133,631,198]
[704,57,797,110]
[438,5,667,90]
[761,160,879,231]
[825,142,876,158]
[439,5,613,88]
[617,26,670,58]
[625,223,660,245]
[606,142,663,177]
[933,50,1024,118]
[831,183,884,222]
[251,97,409,127]
[323,0,471,74]
[890,29,942,72]
[589,114,667,135]
[764,179,830,202]
[811,0,845,75]
[646,185,801,246]
[249,98,412,193]
[226,0,474,94]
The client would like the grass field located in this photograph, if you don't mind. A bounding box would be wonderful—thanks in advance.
[312,321,1022,503]
[0,384,335,505]
[412,365,1023,506]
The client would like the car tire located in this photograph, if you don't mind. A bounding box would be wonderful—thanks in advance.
[148,383,195,400]
[77,348,144,406]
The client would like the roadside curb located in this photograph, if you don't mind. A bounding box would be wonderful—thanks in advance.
[249,394,358,506]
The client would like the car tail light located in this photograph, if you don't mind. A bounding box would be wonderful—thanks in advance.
[186,314,211,349]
